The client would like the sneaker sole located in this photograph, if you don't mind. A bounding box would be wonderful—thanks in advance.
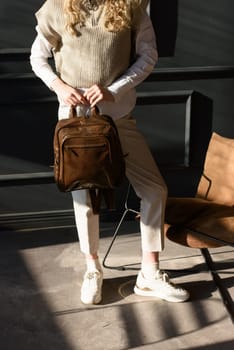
[81,294,102,305]
[134,286,189,303]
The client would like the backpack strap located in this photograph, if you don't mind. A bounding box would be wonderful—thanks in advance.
[102,189,115,211]
[89,189,115,214]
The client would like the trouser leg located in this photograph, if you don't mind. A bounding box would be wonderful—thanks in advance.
[59,104,99,255]
[72,189,99,254]
[115,115,168,252]
[72,114,167,254]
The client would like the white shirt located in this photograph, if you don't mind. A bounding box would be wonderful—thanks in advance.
[30,11,158,120]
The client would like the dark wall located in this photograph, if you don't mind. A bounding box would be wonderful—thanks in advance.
[1,0,234,65]
[151,0,178,57]
[152,0,234,139]
[2,0,233,61]
[0,0,233,214]
[0,1,44,48]
[168,0,234,67]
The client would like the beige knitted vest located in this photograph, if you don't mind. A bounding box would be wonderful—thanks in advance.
[36,0,137,88]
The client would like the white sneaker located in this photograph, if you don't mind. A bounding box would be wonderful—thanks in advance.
[81,269,103,305]
[134,270,189,303]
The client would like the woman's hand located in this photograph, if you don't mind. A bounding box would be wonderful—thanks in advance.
[51,78,88,106]
[84,84,115,107]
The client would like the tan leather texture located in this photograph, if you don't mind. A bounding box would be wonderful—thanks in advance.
[197,132,234,206]
[165,197,234,248]
[165,132,234,248]
[53,107,125,193]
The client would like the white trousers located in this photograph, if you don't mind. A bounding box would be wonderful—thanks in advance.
[71,114,168,255]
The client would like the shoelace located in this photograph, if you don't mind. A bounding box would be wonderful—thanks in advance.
[161,272,170,282]
[86,271,100,280]
[156,271,179,289]
[156,270,169,281]
[159,271,187,293]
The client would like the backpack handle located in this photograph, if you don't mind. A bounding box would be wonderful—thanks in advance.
[85,106,99,118]
[69,105,99,119]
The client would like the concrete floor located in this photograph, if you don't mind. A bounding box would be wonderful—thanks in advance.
[0,220,233,350]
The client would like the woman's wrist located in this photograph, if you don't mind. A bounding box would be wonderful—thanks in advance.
[50,77,65,92]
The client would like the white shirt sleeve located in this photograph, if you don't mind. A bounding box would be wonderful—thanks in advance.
[107,11,158,101]
[30,26,58,89]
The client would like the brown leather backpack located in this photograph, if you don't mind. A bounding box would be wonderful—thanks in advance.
[53,106,126,214]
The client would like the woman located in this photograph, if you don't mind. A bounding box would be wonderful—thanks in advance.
[30,0,189,304]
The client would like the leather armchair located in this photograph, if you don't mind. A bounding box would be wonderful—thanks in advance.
[165,132,234,248]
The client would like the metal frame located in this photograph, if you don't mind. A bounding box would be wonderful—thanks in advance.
[102,183,139,269]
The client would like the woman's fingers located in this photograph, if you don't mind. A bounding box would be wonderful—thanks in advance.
[72,90,88,105]
[51,78,88,106]
[51,79,115,107]
[84,84,114,106]
[64,89,87,106]
[84,85,102,106]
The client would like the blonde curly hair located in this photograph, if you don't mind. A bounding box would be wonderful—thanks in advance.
[64,0,141,35]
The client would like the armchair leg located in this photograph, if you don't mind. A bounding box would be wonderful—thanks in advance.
[201,248,234,323]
